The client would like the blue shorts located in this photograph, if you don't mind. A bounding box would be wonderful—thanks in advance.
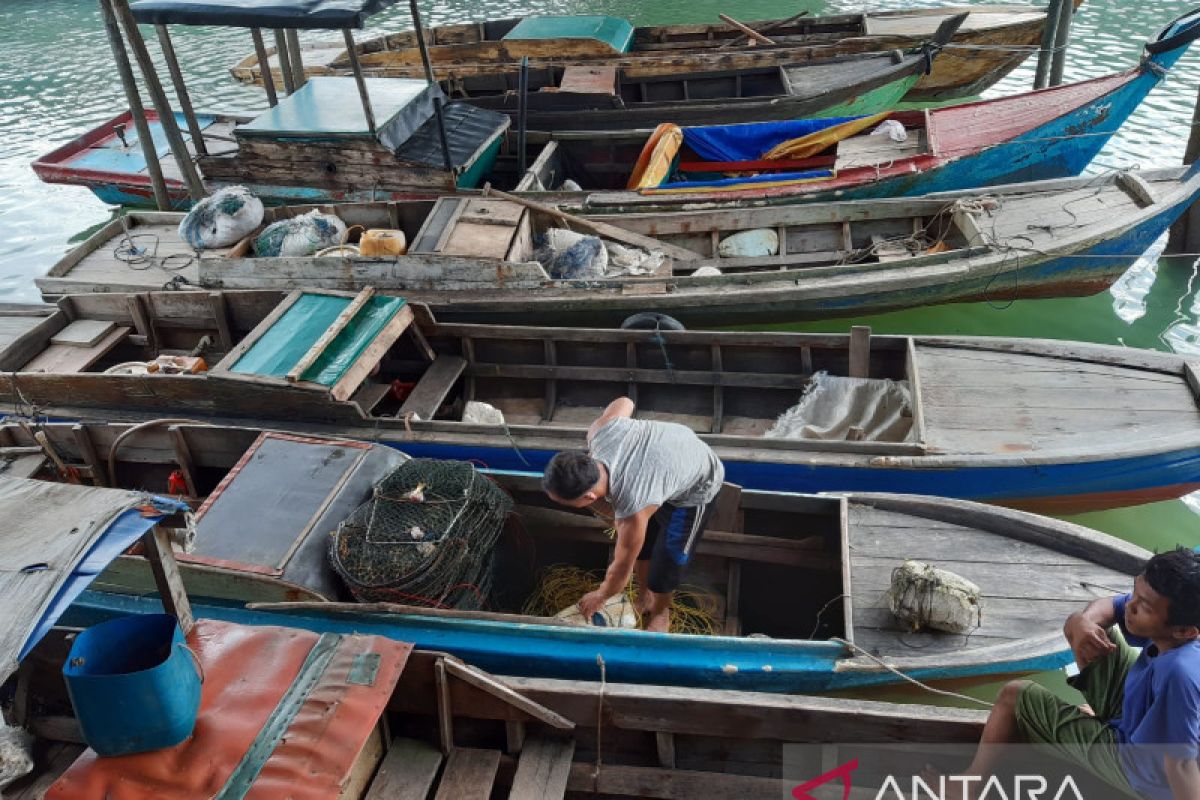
[637,499,715,593]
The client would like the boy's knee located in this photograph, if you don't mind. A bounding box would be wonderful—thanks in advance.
[999,680,1032,708]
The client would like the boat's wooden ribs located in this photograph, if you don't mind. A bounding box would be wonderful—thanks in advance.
[711,343,724,434]
[542,339,557,421]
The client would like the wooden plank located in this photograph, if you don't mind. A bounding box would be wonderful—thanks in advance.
[904,338,927,446]
[330,302,416,402]
[710,344,723,434]
[399,355,467,421]
[142,526,193,635]
[436,657,454,754]
[125,293,157,350]
[442,658,574,730]
[481,186,701,263]
[50,319,116,347]
[169,426,199,497]
[724,561,741,636]
[340,724,386,800]
[21,326,130,374]
[466,362,810,390]
[655,732,675,769]
[567,763,784,799]
[543,340,557,421]
[1185,362,1200,408]
[838,497,855,645]
[508,736,575,800]
[209,292,234,351]
[365,738,444,800]
[72,424,108,486]
[848,325,871,378]
[288,287,377,382]
[434,748,501,800]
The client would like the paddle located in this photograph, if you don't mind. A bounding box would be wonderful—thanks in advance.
[480,184,702,263]
[718,10,808,49]
[718,14,777,45]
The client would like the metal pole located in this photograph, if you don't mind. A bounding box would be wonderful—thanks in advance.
[1032,0,1062,90]
[409,0,453,174]
[284,29,307,89]
[111,0,205,202]
[273,29,296,94]
[154,24,207,155]
[517,56,528,175]
[97,0,170,210]
[343,29,376,133]
[1048,0,1075,87]
[250,29,278,106]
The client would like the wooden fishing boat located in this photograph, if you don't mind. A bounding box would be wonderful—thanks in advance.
[2,290,1199,514]
[2,421,1147,692]
[229,5,1077,103]
[3,475,1008,800]
[32,7,1200,211]
[525,7,1200,210]
[34,166,1200,325]
[433,22,962,133]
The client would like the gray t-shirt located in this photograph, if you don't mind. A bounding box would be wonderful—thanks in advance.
[589,417,724,520]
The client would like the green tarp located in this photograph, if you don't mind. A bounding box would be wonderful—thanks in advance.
[502,15,634,53]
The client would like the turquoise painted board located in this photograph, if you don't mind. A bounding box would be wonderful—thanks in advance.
[67,114,216,174]
[232,293,406,386]
[238,77,432,139]
[502,15,634,53]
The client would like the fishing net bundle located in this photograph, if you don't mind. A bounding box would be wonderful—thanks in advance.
[253,209,347,257]
[886,560,982,635]
[521,564,721,635]
[177,185,264,250]
[328,459,513,609]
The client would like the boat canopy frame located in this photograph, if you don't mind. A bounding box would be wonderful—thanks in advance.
[99,0,452,210]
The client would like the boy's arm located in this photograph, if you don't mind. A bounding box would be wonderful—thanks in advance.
[1164,755,1200,800]
[578,506,656,617]
[1063,596,1118,668]
[587,396,635,443]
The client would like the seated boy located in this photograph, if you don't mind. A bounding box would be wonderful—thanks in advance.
[941,547,1200,799]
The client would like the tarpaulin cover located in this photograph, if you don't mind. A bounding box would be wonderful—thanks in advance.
[502,15,635,53]
[653,169,833,191]
[682,116,870,163]
[48,620,411,800]
[129,0,398,29]
[231,293,406,386]
[0,478,186,684]
[237,77,444,154]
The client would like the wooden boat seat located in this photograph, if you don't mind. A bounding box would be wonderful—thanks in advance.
[21,323,131,374]
[364,738,443,800]
[509,737,575,798]
[411,197,534,262]
[432,748,500,800]
[399,355,467,420]
[834,130,925,170]
[558,65,618,95]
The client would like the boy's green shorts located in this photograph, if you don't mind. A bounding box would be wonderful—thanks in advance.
[1014,628,1138,797]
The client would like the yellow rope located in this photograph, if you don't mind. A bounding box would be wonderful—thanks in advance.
[521,564,721,636]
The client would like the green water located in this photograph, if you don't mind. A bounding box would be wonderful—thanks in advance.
[3,0,1200,705]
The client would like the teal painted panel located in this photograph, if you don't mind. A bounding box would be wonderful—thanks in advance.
[454,134,503,189]
[239,77,431,138]
[232,293,406,386]
[502,15,633,53]
[67,114,216,174]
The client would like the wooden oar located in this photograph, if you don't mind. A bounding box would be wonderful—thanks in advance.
[719,10,808,49]
[481,185,701,262]
[718,14,777,46]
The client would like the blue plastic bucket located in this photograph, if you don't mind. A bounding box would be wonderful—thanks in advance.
[63,614,202,757]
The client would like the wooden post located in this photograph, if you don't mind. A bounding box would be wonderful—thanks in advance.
[284,29,307,90]
[848,325,871,378]
[274,30,296,95]
[110,0,205,202]
[1169,84,1200,254]
[343,29,376,133]
[408,0,454,173]
[154,25,207,156]
[143,526,194,635]
[1047,0,1075,87]
[97,0,170,211]
[1032,0,1062,89]
[250,29,278,106]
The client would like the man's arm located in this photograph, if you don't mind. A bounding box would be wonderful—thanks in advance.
[587,396,635,443]
[1164,755,1200,800]
[1063,596,1118,669]
[578,506,655,617]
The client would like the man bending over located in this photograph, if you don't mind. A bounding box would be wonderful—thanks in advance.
[541,396,725,633]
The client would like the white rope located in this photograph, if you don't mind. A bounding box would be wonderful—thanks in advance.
[832,637,995,709]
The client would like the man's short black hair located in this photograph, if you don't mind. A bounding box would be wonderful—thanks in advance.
[1144,547,1200,628]
[541,451,600,501]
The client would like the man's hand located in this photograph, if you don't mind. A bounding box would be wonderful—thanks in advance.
[579,589,608,622]
[1065,614,1116,668]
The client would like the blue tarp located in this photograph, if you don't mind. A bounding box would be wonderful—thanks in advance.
[656,169,834,191]
[682,116,867,163]
[19,494,188,663]
[129,0,398,29]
